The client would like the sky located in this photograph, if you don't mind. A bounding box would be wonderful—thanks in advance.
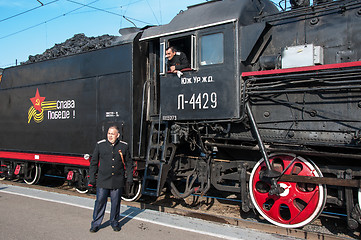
[0,0,206,68]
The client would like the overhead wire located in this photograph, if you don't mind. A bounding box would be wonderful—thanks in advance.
[118,0,147,28]
[120,0,131,28]
[0,0,152,40]
[146,0,160,25]
[66,0,125,17]
[66,0,151,25]
[0,0,162,66]
[0,0,100,40]
[159,0,163,24]
[0,0,59,23]
[70,0,145,15]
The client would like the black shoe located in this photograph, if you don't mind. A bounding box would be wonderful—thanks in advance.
[112,226,121,232]
[89,226,99,233]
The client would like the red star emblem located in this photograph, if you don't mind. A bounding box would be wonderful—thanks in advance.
[30,88,46,112]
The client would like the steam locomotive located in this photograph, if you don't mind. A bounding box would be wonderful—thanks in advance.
[1,0,361,229]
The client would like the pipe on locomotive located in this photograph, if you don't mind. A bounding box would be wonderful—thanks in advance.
[245,102,283,196]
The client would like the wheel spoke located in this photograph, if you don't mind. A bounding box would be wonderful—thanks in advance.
[267,199,292,223]
[287,200,303,220]
[253,191,270,206]
[289,182,318,203]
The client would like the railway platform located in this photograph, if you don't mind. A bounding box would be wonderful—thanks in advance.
[0,183,298,240]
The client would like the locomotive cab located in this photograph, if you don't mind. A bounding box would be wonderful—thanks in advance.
[141,0,278,121]
[159,23,237,121]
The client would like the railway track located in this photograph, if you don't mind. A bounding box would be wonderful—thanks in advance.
[0,179,358,240]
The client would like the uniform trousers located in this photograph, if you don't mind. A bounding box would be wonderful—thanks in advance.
[91,187,122,228]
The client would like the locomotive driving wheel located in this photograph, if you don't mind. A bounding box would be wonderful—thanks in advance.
[24,163,41,185]
[0,162,6,180]
[121,179,142,202]
[75,170,90,194]
[249,153,326,228]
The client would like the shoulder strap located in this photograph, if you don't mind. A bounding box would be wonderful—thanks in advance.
[118,150,126,170]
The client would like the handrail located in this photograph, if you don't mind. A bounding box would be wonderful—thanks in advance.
[138,80,151,157]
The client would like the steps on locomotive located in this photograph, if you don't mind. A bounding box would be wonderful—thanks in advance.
[141,121,174,197]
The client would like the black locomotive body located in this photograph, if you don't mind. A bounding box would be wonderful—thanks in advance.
[1,0,361,230]
[0,32,147,193]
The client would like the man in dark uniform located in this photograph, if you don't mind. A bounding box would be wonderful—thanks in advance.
[89,125,133,232]
[166,46,190,73]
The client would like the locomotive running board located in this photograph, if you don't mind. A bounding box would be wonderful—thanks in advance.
[0,150,90,166]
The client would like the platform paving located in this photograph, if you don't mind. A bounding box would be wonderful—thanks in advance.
[0,183,298,240]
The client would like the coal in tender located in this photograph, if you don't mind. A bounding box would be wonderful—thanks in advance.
[23,33,122,64]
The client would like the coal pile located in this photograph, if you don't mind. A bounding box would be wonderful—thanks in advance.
[24,33,122,64]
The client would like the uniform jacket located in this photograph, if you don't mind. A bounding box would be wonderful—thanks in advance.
[167,52,190,71]
[89,138,133,189]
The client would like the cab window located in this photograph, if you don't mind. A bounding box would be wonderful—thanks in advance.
[200,33,224,66]
[160,35,196,75]
[168,36,191,61]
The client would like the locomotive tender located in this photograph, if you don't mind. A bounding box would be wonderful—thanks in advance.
[1,0,361,229]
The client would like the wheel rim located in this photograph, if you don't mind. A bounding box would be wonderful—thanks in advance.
[249,153,326,228]
[0,167,5,180]
[75,170,89,194]
[121,180,142,202]
[0,163,9,180]
[24,164,41,185]
[76,187,89,194]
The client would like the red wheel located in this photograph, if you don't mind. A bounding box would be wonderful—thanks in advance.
[249,153,326,228]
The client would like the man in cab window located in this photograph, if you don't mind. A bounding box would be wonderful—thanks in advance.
[166,46,190,73]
